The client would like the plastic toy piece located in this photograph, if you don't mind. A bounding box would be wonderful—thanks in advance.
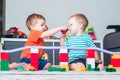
[87,64,100,71]
[86,50,95,68]
[60,64,69,71]
[75,67,87,72]
[17,65,24,71]
[59,49,69,71]
[25,66,36,71]
[30,48,39,71]
[59,49,68,65]
[0,60,9,71]
[6,27,27,38]
[40,56,45,60]
[59,53,68,62]
[106,68,116,72]
[111,54,120,58]
[0,52,9,60]
[111,58,120,67]
[48,67,66,72]
[88,24,96,40]
[60,29,68,34]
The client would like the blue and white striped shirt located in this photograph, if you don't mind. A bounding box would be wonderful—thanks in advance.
[64,34,96,63]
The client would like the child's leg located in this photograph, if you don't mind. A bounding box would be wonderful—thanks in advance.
[38,60,52,70]
[69,62,85,70]
[95,59,104,70]
[69,58,86,70]
[9,62,30,70]
[96,63,104,70]
[42,63,51,70]
[9,62,18,70]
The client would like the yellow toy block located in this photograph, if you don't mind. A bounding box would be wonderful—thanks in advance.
[88,24,93,28]
[111,54,120,59]
[114,67,120,71]
[60,64,69,71]
[108,64,113,68]
[75,67,87,72]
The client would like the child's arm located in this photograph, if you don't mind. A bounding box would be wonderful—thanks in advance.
[60,29,68,46]
[60,34,66,46]
[41,53,49,61]
[95,51,102,63]
[41,26,67,38]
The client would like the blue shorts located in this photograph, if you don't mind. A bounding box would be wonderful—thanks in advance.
[69,58,86,66]
[20,58,48,70]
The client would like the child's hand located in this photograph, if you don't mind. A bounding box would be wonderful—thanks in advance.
[42,53,49,60]
[95,59,102,64]
[60,29,68,34]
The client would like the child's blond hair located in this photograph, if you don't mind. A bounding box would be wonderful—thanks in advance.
[69,13,88,31]
[26,13,46,30]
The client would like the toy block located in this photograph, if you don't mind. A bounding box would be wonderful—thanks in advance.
[17,65,24,71]
[86,58,95,68]
[40,56,45,60]
[87,64,91,71]
[59,48,67,53]
[59,53,68,62]
[111,58,120,67]
[86,50,95,58]
[86,50,95,68]
[75,67,87,72]
[0,52,9,60]
[106,68,116,72]
[25,65,36,71]
[88,24,93,28]
[59,48,68,65]
[111,54,120,59]
[114,67,120,71]
[108,64,113,68]
[95,68,100,71]
[30,48,39,71]
[48,67,66,72]
[0,60,9,71]
[60,64,69,71]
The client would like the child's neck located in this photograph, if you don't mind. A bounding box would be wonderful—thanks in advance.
[75,30,84,36]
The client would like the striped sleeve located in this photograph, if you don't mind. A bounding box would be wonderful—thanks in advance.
[86,34,96,47]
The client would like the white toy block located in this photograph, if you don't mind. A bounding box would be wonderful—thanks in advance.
[86,58,95,68]
[31,48,39,53]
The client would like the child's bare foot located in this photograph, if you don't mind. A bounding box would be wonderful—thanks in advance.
[9,62,18,70]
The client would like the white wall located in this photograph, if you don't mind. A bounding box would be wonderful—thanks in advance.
[4,0,120,40]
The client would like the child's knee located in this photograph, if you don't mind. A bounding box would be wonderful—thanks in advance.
[43,63,51,70]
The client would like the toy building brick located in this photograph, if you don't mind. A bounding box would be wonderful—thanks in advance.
[30,48,39,71]
[86,50,95,69]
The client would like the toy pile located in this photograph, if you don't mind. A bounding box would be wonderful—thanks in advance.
[84,24,96,40]
[5,27,27,38]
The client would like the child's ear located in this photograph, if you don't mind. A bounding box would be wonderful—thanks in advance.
[79,22,84,29]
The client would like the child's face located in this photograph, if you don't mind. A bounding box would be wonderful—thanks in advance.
[68,17,82,35]
[30,19,47,31]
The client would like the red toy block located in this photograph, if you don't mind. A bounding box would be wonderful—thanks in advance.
[0,52,9,60]
[31,53,39,71]
[111,58,120,67]
[86,50,95,58]
[59,53,68,62]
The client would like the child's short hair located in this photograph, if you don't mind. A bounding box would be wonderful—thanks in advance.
[26,13,46,30]
[69,13,88,31]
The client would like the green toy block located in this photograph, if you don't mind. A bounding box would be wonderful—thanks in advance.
[48,67,66,72]
[0,60,9,71]
[95,68,100,71]
[40,56,45,60]
[87,64,91,71]
[106,68,116,72]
